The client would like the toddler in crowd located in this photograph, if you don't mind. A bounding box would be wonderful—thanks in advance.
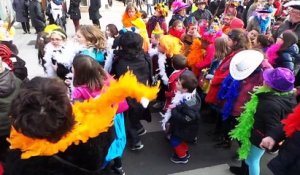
[162,70,201,164]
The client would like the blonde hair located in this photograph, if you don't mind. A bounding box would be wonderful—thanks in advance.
[78,25,107,50]
[159,35,184,56]
[214,36,230,59]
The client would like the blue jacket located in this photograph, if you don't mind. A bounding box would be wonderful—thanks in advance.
[276,44,300,72]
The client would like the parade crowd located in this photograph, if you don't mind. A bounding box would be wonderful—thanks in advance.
[0,0,300,175]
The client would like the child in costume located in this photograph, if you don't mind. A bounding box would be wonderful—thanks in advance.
[43,28,74,80]
[111,32,153,151]
[217,50,265,149]
[146,3,168,38]
[266,30,299,72]
[169,20,186,39]
[75,25,107,66]
[72,55,128,175]
[169,0,189,27]
[122,3,142,28]
[4,71,159,175]
[230,67,297,175]
[164,54,188,110]
[162,70,201,164]
[182,16,200,57]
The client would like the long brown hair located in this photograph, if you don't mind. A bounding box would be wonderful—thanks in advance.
[214,36,230,59]
[72,54,107,90]
[78,25,107,50]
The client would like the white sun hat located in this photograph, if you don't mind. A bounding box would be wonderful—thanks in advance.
[230,50,264,80]
[284,0,300,8]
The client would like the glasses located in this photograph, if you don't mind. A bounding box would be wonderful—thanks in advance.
[51,38,63,41]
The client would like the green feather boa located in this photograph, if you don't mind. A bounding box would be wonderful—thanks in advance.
[229,86,293,160]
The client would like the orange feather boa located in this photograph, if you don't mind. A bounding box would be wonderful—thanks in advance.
[187,38,205,76]
[8,72,159,159]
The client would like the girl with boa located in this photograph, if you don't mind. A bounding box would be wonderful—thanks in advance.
[122,3,142,28]
[229,68,296,175]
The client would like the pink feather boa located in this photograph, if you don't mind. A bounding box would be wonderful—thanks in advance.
[266,43,282,65]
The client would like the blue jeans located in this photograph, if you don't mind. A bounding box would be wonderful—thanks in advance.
[245,144,265,175]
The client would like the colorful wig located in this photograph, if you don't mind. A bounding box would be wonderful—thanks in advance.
[159,35,183,57]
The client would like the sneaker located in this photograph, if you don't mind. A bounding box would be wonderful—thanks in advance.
[131,142,144,151]
[170,154,189,164]
[111,166,125,175]
[137,128,147,136]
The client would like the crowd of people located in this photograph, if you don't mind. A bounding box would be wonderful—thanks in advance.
[0,0,300,175]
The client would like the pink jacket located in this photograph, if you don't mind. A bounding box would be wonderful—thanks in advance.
[72,81,128,113]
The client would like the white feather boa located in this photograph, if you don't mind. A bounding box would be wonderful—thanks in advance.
[104,49,114,73]
[158,52,169,85]
[161,89,197,130]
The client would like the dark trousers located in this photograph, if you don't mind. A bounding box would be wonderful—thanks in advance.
[72,19,80,32]
[21,22,30,33]
[0,135,9,162]
[92,19,100,28]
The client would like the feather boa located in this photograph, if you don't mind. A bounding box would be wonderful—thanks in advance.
[218,75,241,121]
[8,71,159,159]
[282,103,300,137]
[158,52,169,85]
[104,49,114,73]
[230,86,293,160]
[266,43,282,66]
[161,89,197,130]
[187,38,205,76]
[148,46,159,58]
[122,12,141,28]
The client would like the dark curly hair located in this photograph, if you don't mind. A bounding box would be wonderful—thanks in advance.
[10,77,75,143]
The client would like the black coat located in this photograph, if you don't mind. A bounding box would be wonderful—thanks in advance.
[111,50,153,122]
[268,131,300,175]
[170,94,201,142]
[12,0,29,22]
[28,0,45,32]
[89,0,101,20]
[4,129,114,175]
[250,93,297,148]
[68,0,81,20]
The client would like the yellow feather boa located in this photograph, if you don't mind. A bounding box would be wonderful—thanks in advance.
[8,72,159,159]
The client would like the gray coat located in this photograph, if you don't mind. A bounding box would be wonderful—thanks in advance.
[0,70,21,137]
[12,0,29,22]
[89,0,101,20]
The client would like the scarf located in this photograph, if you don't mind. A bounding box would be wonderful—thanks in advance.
[161,89,196,130]
[255,16,271,34]
[229,86,293,160]
[218,74,241,121]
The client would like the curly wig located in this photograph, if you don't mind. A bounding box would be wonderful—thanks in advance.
[159,35,184,57]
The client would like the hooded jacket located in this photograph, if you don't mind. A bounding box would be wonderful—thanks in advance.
[0,70,21,137]
[276,44,300,72]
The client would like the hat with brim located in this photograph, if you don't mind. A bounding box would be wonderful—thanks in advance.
[284,0,300,10]
[230,50,264,80]
[263,68,295,92]
[172,0,189,13]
